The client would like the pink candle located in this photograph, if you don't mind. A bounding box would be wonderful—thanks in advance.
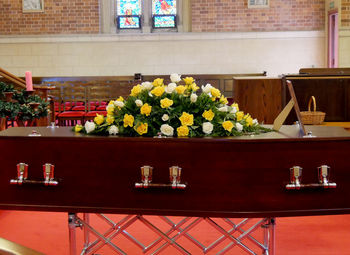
[25,71,33,91]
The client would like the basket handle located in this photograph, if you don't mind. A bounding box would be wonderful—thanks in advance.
[307,96,316,112]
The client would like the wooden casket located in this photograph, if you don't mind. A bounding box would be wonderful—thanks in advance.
[1,126,350,218]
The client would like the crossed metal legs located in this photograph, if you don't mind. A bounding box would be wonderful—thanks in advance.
[68,213,275,255]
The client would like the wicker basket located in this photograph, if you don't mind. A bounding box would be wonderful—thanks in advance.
[300,96,326,125]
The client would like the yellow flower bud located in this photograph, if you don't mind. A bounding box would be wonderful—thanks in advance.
[135,122,148,135]
[106,115,114,125]
[202,109,215,121]
[94,114,104,125]
[222,121,234,132]
[152,78,164,87]
[160,98,174,108]
[130,85,142,97]
[210,87,221,98]
[220,95,228,105]
[123,114,134,128]
[151,86,165,97]
[74,124,83,132]
[183,77,195,85]
[231,103,239,111]
[177,125,189,137]
[175,85,186,95]
[140,103,152,116]
[236,111,244,121]
[179,112,194,126]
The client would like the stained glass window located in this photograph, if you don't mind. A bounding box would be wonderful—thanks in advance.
[152,0,177,28]
[117,0,142,29]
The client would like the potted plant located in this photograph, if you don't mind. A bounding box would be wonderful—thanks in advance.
[0,82,15,102]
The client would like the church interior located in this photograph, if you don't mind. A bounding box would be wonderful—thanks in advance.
[1,0,350,254]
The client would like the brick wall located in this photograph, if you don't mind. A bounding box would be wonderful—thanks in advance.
[191,0,325,32]
[0,0,99,34]
[342,0,350,27]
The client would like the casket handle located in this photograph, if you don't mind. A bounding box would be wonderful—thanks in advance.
[286,165,336,190]
[135,166,186,189]
[10,163,59,186]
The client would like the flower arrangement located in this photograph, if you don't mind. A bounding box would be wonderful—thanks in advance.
[74,74,271,137]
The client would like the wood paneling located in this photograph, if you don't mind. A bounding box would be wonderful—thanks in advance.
[232,78,283,124]
[1,126,350,218]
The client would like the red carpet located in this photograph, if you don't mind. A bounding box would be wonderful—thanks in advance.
[1,211,350,254]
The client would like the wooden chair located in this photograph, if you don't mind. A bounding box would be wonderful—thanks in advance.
[56,84,87,126]
[84,83,112,122]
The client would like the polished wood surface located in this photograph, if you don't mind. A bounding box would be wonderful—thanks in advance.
[283,75,350,123]
[1,126,350,218]
[232,78,282,124]
[0,237,44,255]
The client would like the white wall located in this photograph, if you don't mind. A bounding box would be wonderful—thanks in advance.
[0,31,325,78]
[339,30,350,67]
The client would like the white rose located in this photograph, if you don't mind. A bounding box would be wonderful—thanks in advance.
[114,101,125,108]
[236,122,243,132]
[84,121,96,134]
[170,73,181,83]
[202,122,213,134]
[253,118,258,125]
[165,83,177,94]
[148,92,153,97]
[218,106,228,112]
[160,124,174,136]
[141,81,153,90]
[108,125,119,135]
[135,99,143,107]
[201,83,212,94]
[230,106,238,114]
[190,93,198,103]
[162,114,169,121]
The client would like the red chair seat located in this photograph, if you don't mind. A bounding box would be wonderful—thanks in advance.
[84,111,107,117]
[96,105,107,111]
[57,111,85,117]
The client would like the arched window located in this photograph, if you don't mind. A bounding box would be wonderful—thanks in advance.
[116,0,142,29]
[152,0,177,29]
[100,0,190,33]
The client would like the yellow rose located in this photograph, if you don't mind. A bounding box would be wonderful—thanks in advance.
[246,116,253,127]
[135,122,148,135]
[179,112,194,126]
[222,121,234,132]
[130,85,142,97]
[183,77,195,85]
[236,111,244,121]
[151,86,165,97]
[177,125,189,137]
[175,85,186,95]
[108,100,114,105]
[140,103,152,116]
[202,109,215,121]
[220,95,228,105]
[123,114,134,128]
[153,78,164,87]
[106,104,115,115]
[94,114,104,125]
[116,96,124,102]
[106,115,114,125]
[189,82,199,92]
[210,87,221,98]
[160,98,174,108]
[74,124,83,132]
[231,103,239,111]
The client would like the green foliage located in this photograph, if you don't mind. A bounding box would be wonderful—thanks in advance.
[0,82,49,121]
